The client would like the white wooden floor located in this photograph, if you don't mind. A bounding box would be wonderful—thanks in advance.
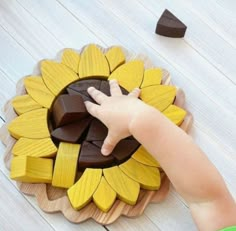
[0,0,235,230]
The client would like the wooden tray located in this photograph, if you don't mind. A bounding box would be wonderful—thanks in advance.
[0,45,193,225]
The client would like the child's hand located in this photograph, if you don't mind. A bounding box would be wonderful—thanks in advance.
[84,80,146,156]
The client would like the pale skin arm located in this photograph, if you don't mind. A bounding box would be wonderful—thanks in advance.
[85,80,236,231]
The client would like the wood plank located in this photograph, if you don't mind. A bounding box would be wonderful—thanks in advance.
[145,189,197,231]
[138,0,236,83]
[96,0,236,110]
[0,170,54,231]
[179,0,236,48]
[0,0,63,60]
[17,0,103,47]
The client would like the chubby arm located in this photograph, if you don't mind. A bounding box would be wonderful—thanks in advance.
[85,80,236,230]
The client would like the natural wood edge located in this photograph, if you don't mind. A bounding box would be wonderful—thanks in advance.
[0,44,192,225]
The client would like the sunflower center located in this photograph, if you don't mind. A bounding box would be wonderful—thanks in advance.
[49,78,140,171]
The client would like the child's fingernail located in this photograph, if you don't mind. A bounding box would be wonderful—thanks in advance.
[102,147,110,156]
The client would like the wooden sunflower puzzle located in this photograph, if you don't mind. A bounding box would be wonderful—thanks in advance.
[0,44,193,224]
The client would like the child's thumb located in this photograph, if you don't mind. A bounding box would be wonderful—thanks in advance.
[101,131,120,156]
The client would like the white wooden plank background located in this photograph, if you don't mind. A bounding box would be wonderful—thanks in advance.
[0,0,235,230]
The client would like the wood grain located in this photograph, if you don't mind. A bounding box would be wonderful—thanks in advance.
[79,44,110,78]
[24,76,56,108]
[12,94,42,115]
[132,146,160,168]
[103,166,140,205]
[119,158,161,190]
[109,60,144,92]
[8,108,50,139]
[93,177,117,213]
[105,46,126,72]
[162,105,187,126]
[141,68,162,88]
[10,155,53,183]
[61,49,81,73]
[41,61,79,95]
[141,85,176,112]
[52,142,80,188]
[12,137,57,158]
[68,168,102,210]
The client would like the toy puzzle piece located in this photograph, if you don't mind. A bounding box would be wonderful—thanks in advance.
[86,119,108,141]
[8,108,50,139]
[108,60,144,92]
[12,94,42,115]
[61,49,80,73]
[103,166,140,205]
[119,158,161,190]
[10,155,53,183]
[12,137,57,158]
[51,117,92,143]
[155,9,187,38]
[132,146,160,168]
[141,85,176,112]
[68,168,102,210]
[162,104,186,125]
[141,68,162,88]
[24,76,56,108]
[105,46,125,72]
[52,142,80,188]
[93,139,140,164]
[78,141,115,169]
[93,177,116,212]
[79,44,110,78]
[52,94,88,128]
[41,61,78,95]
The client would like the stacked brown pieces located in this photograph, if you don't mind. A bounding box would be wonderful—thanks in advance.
[50,79,140,171]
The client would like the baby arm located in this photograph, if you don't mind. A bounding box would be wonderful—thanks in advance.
[85,80,236,230]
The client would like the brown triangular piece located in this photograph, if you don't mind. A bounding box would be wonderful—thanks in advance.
[86,119,108,141]
[78,141,115,170]
[155,9,187,38]
[93,140,140,164]
[100,80,129,96]
[51,117,92,143]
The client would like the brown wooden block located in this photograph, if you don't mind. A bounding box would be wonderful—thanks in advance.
[67,88,95,103]
[93,139,140,164]
[68,79,102,95]
[86,119,108,141]
[52,94,88,128]
[100,80,128,96]
[51,117,92,143]
[155,9,187,38]
[78,141,115,169]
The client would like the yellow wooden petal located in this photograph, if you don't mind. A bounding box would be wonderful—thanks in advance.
[162,104,187,126]
[24,76,56,108]
[68,168,102,210]
[103,166,140,205]
[52,142,80,188]
[132,146,160,168]
[10,155,53,183]
[108,60,144,92]
[141,85,176,111]
[61,49,80,73]
[93,177,117,212]
[8,108,50,139]
[105,46,125,72]
[119,158,161,190]
[12,137,57,158]
[12,95,42,115]
[79,44,110,78]
[41,61,79,95]
[141,68,162,88]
